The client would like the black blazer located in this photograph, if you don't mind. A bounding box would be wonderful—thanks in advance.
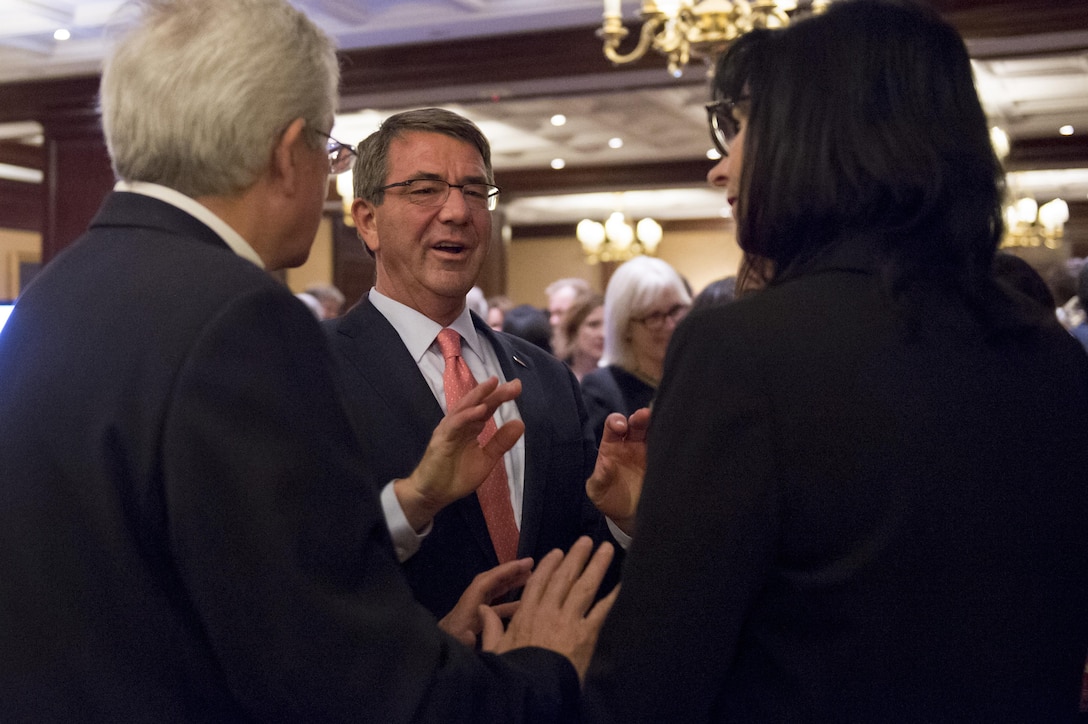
[324,295,617,619]
[0,192,578,723]
[580,364,656,446]
[585,242,1088,722]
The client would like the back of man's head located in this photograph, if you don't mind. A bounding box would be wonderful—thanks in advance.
[100,0,338,199]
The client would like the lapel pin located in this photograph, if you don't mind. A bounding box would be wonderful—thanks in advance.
[512,354,528,368]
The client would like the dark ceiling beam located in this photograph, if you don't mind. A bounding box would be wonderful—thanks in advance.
[496,159,712,198]
[0,179,42,232]
[0,141,43,170]
[930,0,1088,43]
[1007,136,1088,171]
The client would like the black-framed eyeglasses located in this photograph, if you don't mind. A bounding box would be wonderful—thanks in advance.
[379,178,501,211]
[311,129,357,175]
[705,96,749,156]
[633,304,690,331]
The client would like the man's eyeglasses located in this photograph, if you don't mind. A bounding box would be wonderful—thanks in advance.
[705,96,749,156]
[379,178,501,211]
[311,129,357,175]
[633,304,690,331]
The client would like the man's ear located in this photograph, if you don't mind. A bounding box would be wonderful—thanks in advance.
[269,117,307,194]
[352,197,379,255]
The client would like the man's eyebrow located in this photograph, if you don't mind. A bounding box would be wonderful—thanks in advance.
[406,170,491,184]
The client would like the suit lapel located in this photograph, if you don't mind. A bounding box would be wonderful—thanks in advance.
[329,296,444,447]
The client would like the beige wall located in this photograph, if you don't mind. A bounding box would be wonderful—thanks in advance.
[507,223,743,307]
[285,217,335,293]
[0,229,41,300]
[507,236,597,307]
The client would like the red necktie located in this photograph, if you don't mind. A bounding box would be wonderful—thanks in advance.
[436,328,519,563]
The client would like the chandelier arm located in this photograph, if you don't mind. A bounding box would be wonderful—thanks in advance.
[601,14,667,65]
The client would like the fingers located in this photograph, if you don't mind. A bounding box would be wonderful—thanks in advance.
[449,376,500,415]
[564,541,615,615]
[538,536,595,610]
[490,601,520,620]
[473,557,533,602]
[485,419,525,462]
[453,377,522,418]
[626,407,651,441]
[601,412,629,443]
[517,546,567,610]
[478,604,505,652]
[584,584,619,629]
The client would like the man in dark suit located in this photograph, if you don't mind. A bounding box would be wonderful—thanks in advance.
[324,108,637,622]
[0,1,617,720]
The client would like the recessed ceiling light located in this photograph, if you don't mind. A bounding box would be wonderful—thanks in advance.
[707,148,722,161]
[1059,125,1074,136]
[550,114,567,127]
[550,158,566,170]
[54,29,71,41]
[608,137,623,149]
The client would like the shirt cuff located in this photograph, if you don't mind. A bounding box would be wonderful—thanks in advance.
[380,480,431,562]
[606,517,632,550]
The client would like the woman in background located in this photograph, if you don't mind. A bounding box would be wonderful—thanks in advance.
[584,1,1088,721]
[558,292,605,381]
[581,256,690,445]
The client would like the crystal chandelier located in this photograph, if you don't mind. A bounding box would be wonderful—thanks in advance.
[577,211,663,264]
[599,0,830,77]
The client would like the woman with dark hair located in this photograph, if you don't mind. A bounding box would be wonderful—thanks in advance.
[558,292,605,381]
[584,2,1088,721]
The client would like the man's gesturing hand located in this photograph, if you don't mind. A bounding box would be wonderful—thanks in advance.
[396,377,524,531]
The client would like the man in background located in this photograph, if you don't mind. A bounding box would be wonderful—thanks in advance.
[546,276,591,351]
[0,1,615,720]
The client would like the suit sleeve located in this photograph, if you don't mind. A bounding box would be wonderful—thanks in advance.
[582,313,781,723]
[162,288,578,723]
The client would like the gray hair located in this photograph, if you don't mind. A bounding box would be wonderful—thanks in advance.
[100,0,339,198]
[352,108,493,204]
[600,256,691,370]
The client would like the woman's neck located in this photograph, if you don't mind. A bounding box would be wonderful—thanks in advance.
[630,358,662,386]
[568,350,599,381]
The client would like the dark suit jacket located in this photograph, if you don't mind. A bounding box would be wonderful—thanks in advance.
[324,295,616,619]
[580,364,656,446]
[585,239,1088,722]
[0,192,578,723]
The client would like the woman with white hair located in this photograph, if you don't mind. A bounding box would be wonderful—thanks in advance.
[580,255,691,445]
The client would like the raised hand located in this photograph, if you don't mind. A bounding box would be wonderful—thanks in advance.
[395,377,524,531]
[586,407,650,536]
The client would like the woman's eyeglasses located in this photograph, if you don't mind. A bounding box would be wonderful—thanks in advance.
[705,96,749,156]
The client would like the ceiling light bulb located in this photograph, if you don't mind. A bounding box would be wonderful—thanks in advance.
[707,148,722,161]
[1059,125,1074,136]
[608,137,623,149]
[550,158,566,170]
[54,29,71,41]
[550,114,567,127]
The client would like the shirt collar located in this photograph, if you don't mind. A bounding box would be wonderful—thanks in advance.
[114,180,265,269]
[368,288,480,362]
